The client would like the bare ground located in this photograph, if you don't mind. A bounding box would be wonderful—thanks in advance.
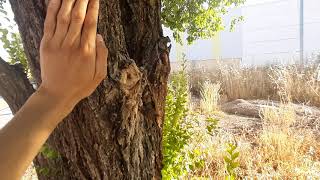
[218,99,320,140]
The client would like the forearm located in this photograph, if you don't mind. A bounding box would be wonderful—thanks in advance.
[0,87,75,180]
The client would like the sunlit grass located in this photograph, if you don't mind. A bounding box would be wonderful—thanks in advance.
[200,81,221,113]
[184,62,320,178]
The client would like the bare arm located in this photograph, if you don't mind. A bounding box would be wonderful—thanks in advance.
[0,0,108,179]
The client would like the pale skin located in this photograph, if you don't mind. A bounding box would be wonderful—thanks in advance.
[0,0,108,179]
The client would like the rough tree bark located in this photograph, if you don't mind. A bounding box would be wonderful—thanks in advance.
[1,0,170,179]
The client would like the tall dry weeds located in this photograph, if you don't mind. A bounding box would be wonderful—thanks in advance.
[189,63,320,106]
[200,81,221,113]
[186,62,320,178]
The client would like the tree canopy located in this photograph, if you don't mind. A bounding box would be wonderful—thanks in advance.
[162,0,245,43]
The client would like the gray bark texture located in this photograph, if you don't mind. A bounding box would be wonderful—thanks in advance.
[1,0,170,179]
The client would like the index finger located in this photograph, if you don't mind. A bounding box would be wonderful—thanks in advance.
[81,0,99,47]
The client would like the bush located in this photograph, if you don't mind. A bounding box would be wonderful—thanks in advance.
[162,59,191,179]
[224,143,240,180]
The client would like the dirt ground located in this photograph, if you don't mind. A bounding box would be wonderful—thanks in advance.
[219,99,320,133]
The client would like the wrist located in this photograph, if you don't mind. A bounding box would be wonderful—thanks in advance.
[35,86,77,122]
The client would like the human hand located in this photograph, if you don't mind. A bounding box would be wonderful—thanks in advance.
[39,0,108,108]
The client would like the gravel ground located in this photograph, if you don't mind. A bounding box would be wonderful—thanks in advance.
[21,164,38,180]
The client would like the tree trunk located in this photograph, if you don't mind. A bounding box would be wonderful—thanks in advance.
[3,0,170,179]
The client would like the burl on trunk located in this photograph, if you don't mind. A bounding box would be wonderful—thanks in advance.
[0,0,170,179]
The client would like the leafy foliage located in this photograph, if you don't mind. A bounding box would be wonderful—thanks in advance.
[0,28,27,67]
[162,0,246,43]
[37,167,51,176]
[0,0,4,8]
[36,144,61,177]
[224,143,240,179]
[0,0,28,71]
[162,59,191,179]
[230,16,244,31]
[162,57,220,179]
[39,144,61,160]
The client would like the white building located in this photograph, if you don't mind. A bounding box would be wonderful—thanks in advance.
[166,0,320,66]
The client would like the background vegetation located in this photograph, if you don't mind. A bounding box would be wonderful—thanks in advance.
[162,61,320,179]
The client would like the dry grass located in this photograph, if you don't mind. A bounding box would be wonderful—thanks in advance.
[200,81,221,113]
[185,62,320,178]
[190,66,276,102]
[260,104,296,127]
[187,104,320,178]
[190,63,320,106]
[249,103,320,178]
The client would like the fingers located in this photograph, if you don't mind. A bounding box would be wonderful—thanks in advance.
[43,0,61,40]
[47,0,100,48]
[53,0,76,45]
[63,0,89,46]
[81,0,99,48]
[94,34,108,83]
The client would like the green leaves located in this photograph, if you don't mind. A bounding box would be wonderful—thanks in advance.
[36,145,62,177]
[162,57,192,179]
[0,0,28,71]
[224,143,240,179]
[230,16,244,31]
[0,28,28,68]
[37,167,51,176]
[161,0,246,44]
[40,145,61,160]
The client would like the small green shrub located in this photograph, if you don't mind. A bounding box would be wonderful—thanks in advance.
[162,59,191,179]
[224,143,240,180]
[162,58,222,179]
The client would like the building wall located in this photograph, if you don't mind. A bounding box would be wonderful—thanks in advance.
[242,0,320,66]
[304,0,320,60]
[242,0,300,66]
[165,0,320,67]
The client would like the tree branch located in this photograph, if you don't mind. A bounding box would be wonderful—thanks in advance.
[8,0,46,84]
[0,58,34,114]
